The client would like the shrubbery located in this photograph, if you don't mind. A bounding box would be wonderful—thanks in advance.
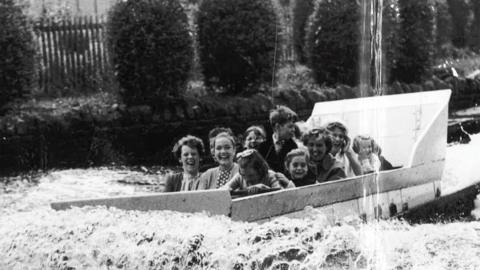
[447,0,470,48]
[470,0,480,51]
[434,0,453,53]
[197,0,278,94]
[392,0,434,83]
[292,0,314,65]
[106,0,193,106]
[382,0,401,84]
[0,0,36,109]
[305,0,360,86]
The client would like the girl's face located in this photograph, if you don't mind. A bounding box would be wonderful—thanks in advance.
[214,137,235,167]
[244,131,264,149]
[239,167,261,186]
[306,137,327,162]
[358,139,373,158]
[288,155,308,180]
[330,127,346,152]
[180,145,200,174]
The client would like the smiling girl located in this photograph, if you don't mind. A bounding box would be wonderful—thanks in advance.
[198,132,239,189]
[284,148,316,187]
[302,128,346,183]
[164,135,205,192]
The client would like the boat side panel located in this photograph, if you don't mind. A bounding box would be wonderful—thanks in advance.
[50,190,232,216]
[408,106,448,168]
[230,178,365,222]
[231,161,443,221]
[377,161,444,192]
[257,182,437,223]
[231,163,443,222]
[400,182,436,210]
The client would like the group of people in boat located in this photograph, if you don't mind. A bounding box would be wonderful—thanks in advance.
[163,105,393,195]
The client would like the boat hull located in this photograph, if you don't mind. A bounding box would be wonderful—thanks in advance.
[51,90,451,223]
[231,160,444,222]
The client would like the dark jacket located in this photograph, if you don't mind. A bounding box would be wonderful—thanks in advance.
[309,153,346,183]
[258,137,298,174]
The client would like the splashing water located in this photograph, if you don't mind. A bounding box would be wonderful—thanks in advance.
[0,134,479,269]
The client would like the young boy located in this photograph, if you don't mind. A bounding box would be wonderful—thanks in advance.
[258,105,298,174]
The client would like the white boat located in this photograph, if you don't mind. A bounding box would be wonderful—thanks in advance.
[51,89,452,223]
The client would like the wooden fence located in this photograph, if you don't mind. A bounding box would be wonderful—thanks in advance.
[34,15,111,96]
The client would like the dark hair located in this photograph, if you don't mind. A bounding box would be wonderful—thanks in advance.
[269,105,298,126]
[293,123,302,139]
[352,135,381,154]
[172,135,205,160]
[325,121,348,137]
[237,149,269,181]
[284,148,310,170]
[244,125,266,139]
[301,128,333,153]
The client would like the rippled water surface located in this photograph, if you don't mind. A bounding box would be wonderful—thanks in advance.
[1,135,479,269]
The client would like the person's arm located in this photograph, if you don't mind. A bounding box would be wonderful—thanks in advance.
[266,171,283,189]
[326,167,347,182]
[221,173,242,191]
[197,169,214,190]
[345,148,363,175]
[273,172,295,189]
[163,174,176,192]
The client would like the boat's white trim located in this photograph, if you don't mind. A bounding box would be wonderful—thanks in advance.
[51,189,232,216]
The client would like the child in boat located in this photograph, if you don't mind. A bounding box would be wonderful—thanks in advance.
[222,149,294,195]
[258,105,298,174]
[243,125,266,150]
[284,148,316,187]
[325,121,362,177]
[302,128,346,182]
[164,135,205,192]
[198,132,239,189]
[352,135,394,173]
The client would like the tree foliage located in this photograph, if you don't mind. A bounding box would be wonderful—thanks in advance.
[0,0,36,109]
[197,0,278,94]
[106,0,193,106]
[392,0,434,83]
[305,0,360,86]
[292,0,315,64]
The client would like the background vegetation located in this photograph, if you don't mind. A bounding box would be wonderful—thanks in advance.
[106,0,193,106]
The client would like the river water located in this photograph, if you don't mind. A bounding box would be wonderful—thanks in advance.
[1,134,479,269]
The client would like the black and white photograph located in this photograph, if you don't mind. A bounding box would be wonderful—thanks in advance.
[1,0,480,268]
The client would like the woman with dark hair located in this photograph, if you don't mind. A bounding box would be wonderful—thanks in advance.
[325,121,362,177]
[164,135,205,192]
[221,149,293,195]
[302,128,346,182]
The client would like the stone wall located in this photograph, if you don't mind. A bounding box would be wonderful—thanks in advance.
[1,76,479,175]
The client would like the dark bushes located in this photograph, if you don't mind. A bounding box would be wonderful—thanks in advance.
[106,0,193,106]
[392,0,434,83]
[0,0,36,109]
[447,0,470,48]
[292,0,314,64]
[197,0,278,94]
[470,0,480,51]
[305,0,360,86]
